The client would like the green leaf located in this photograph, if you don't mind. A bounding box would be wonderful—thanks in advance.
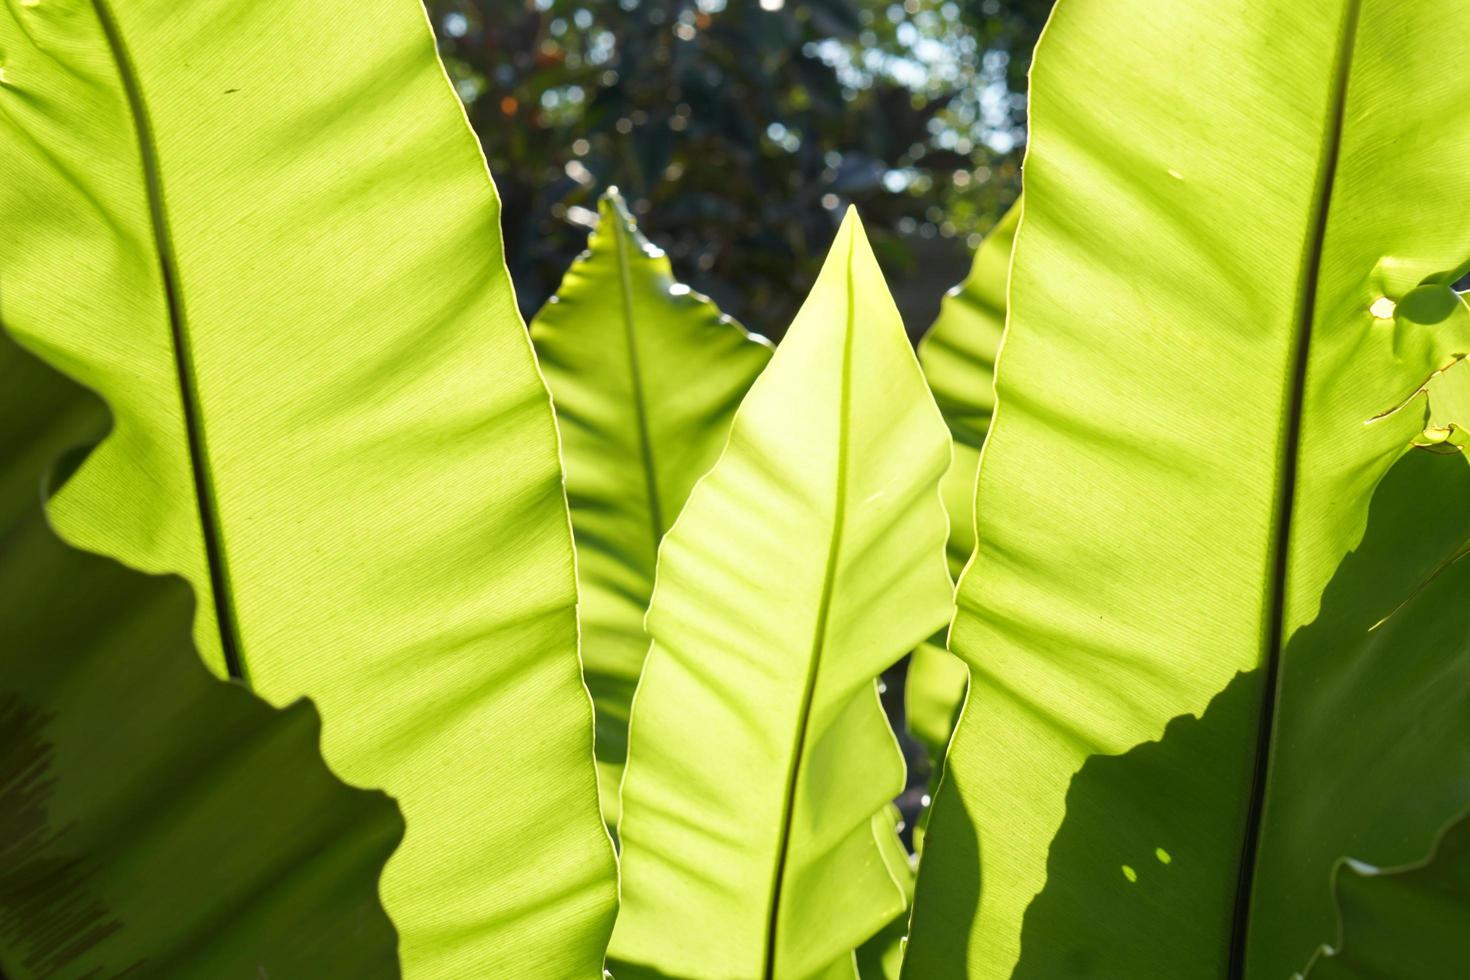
[905,198,1020,767]
[854,808,917,980]
[917,198,1019,456]
[0,2,615,975]
[1302,808,1470,978]
[0,329,402,978]
[947,449,1470,977]
[905,1,1470,976]
[609,211,953,979]
[530,190,771,824]
[1412,354,1470,451]
[902,638,970,771]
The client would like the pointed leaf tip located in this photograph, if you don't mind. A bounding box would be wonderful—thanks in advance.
[839,204,866,238]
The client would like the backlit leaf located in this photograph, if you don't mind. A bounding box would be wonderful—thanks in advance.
[531,190,771,824]
[610,211,952,979]
[905,1,1470,976]
[0,2,615,975]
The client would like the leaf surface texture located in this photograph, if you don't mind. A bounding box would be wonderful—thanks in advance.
[611,212,952,979]
[905,1,1470,976]
[0,2,615,975]
[531,191,770,822]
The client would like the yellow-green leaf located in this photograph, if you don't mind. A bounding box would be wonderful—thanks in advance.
[903,639,970,771]
[531,190,771,824]
[905,199,1020,764]
[918,199,1019,456]
[854,808,917,980]
[610,211,952,979]
[0,2,614,975]
[906,1,1470,976]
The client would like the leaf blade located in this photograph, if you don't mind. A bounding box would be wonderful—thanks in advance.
[610,211,952,978]
[0,2,616,974]
[531,191,771,823]
[1303,808,1470,979]
[0,330,402,979]
[905,1,1470,976]
[906,198,1020,767]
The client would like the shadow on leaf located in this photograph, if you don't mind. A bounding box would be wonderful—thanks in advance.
[1015,448,1470,977]
[0,331,405,978]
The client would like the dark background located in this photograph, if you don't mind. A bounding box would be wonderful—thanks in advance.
[428,0,1053,340]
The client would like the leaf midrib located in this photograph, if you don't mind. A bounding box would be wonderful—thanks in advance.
[92,0,249,683]
[761,228,858,979]
[1229,0,1364,974]
[610,207,666,568]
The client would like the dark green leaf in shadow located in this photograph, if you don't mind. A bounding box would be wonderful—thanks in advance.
[1249,449,1470,973]
[1012,671,1260,977]
[0,331,403,978]
[1395,284,1463,327]
[1010,449,1470,976]
[897,753,980,974]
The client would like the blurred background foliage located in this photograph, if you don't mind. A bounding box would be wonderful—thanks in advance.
[429,0,1052,339]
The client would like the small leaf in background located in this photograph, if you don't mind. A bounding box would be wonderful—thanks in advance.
[906,197,1022,773]
[531,188,772,826]
[609,210,952,979]
[903,636,972,781]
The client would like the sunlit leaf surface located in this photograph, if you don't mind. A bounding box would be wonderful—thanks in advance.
[611,211,952,979]
[0,1,615,975]
[532,190,771,825]
[906,1,1470,976]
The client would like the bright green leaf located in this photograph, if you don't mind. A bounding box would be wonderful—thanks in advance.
[917,198,1019,456]
[903,639,971,773]
[0,330,402,978]
[0,2,614,975]
[906,1,1470,976]
[609,211,952,979]
[854,808,917,980]
[1411,344,1470,451]
[531,189,771,824]
[905,198,1020,767]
